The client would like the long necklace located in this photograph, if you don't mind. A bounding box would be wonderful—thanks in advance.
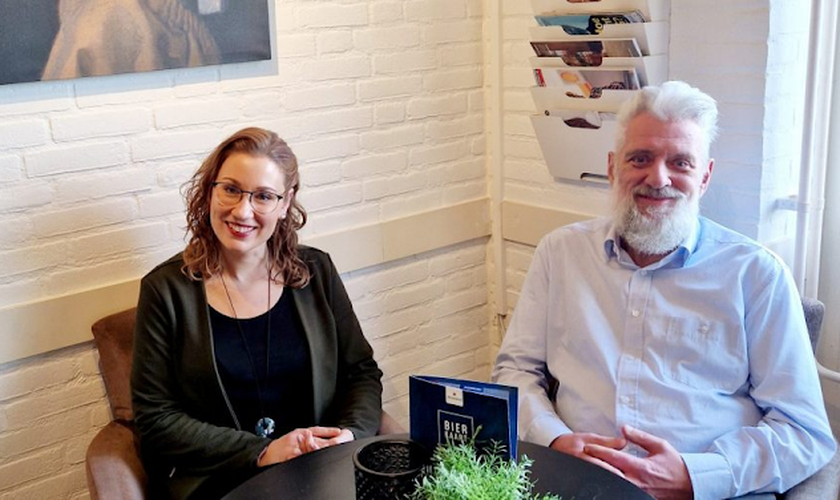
[220,262,276,438]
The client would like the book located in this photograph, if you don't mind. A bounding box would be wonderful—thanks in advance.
[530,39,642,66]
[535,11,646,35]
[409,375,518,460]
[533,67,640,98]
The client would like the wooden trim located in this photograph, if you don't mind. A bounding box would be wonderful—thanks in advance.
[0,280,141,365]
[501,201,593,247]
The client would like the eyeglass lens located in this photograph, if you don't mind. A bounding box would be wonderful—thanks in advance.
[214,183,281,214]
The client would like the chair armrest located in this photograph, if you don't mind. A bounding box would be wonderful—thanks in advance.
[784,450,840,500]
[377,410,406,435]
[85,420,148,500]
[818,360,840,383]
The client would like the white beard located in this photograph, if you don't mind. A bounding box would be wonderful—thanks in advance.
[612,185,699,256]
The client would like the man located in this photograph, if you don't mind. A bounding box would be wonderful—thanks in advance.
[492,81,836,499]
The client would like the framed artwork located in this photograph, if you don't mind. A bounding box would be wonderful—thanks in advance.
[0,0,271,85]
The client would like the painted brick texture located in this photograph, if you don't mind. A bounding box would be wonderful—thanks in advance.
[0,0,806,497]
[0,0,487,497]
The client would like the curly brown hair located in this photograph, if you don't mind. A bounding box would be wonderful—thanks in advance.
[181,127,310,287]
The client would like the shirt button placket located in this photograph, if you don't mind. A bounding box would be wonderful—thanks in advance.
[616,269,651,427]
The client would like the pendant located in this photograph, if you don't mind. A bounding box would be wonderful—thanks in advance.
[256,417,275,437]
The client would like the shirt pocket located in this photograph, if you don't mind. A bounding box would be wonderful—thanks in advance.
[651,316,747,393]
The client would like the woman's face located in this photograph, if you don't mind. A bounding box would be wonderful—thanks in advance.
[209,152,292,262]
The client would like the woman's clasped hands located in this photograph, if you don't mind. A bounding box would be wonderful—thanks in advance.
[257,427,355,466]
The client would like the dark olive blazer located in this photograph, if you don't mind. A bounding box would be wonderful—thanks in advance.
[131,246,382,497]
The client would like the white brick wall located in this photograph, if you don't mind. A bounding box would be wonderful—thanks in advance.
[0,345,109,499]
[0,0,807,496]
[0,0,487,497]
[344,240,491,424]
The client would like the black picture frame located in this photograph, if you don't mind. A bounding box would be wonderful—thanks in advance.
[0,0,271,86]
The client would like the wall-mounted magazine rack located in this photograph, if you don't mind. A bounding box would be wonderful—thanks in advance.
[530,54,667,87]
[531,0,670,22]
[527,0,670,184]
[530,21,669,56]
[531,113,616,183]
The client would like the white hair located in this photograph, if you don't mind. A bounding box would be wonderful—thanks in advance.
[614,81,719,159]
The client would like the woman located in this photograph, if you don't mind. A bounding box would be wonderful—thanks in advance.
[131,127,383,499]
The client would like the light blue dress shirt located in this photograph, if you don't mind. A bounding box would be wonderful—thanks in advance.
[493,216,836,499]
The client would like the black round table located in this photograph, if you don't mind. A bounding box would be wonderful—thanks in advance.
[223,434,652,499]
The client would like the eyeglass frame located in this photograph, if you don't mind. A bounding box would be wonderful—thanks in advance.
[211,181,285,214]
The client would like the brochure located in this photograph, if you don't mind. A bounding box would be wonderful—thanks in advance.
[535,11,646,35]
[530,39,642,66]
[533,67,640,98]
[409,375,518,460]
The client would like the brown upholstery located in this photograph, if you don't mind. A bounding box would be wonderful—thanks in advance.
[92,307,138,422]
[86,420,148,500]
[86,307,404,500]
[87,307,147,500]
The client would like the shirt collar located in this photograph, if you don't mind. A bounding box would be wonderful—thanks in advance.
[603,217,702,270]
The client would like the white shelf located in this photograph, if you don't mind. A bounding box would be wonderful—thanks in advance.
[530,21,669,56]
[531,114,615,184]
[531,0,670,22]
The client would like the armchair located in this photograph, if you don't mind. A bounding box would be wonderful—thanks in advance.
[85,307,404,500]
[782,297,840,500]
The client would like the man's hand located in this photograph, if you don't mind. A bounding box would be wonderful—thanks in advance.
[550,432,627,477]
[584,425,693,500]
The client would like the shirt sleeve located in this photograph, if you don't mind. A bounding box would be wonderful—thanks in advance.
[685,260,837,499]
[492,236,573,446]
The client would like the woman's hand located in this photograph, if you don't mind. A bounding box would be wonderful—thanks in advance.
[257,427,353,466]
[325,428,355,446]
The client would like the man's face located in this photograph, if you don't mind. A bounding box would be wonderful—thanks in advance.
[608,112,714,256]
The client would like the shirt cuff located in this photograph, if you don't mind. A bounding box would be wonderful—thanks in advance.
[526,413,573,447]
[682,452,733,500]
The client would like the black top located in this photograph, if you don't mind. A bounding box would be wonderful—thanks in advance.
[211,290,314,438]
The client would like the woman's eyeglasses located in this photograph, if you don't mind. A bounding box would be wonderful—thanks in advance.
[212,182,283,214]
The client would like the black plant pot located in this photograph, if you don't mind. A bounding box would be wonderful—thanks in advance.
[353,439,429,500]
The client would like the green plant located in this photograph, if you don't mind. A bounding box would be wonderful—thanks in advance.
[411,440,560,500]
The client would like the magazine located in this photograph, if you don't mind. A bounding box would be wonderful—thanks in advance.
[544,109,617,129]
[530,39,642,66]
[409,375,518,460]
[535,11,646,35]
[533,67,640,98]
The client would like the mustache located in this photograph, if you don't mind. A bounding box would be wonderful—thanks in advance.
[632,186,686,200]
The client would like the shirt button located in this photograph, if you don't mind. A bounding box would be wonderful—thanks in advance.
[631,309,640,317]
[620,395,631,404]
[640,270,648,276]
[700,324,709,333]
